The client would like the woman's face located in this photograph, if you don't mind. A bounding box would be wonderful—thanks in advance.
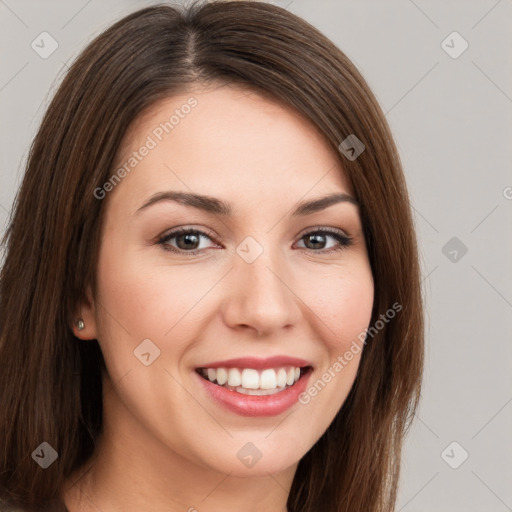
[83,84,374,477]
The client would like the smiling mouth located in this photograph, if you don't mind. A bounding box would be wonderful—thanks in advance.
[195,365,313,396]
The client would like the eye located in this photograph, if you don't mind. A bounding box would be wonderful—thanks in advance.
[295,227,353,254]
[158,227,220,255]
[157,226,353,256]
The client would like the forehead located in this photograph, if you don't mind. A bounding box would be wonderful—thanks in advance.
[109,84,353,210]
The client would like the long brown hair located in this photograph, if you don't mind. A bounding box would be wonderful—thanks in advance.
[0,1,424,511]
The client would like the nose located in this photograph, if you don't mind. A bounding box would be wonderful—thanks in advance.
[221,245,302,337]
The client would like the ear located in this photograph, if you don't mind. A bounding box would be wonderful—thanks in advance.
[72,285,98,340]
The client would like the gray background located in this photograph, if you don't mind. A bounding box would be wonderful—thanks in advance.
[1,0,511,510]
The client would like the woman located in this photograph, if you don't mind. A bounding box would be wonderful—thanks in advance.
[0,1,424,511]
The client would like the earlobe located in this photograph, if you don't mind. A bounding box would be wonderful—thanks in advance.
[73,286,98,340]
[73,317,91,339]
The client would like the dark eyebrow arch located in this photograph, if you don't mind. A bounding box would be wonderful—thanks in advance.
[135,191,358,217]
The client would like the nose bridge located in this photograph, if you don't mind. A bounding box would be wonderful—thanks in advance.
[222,236,301,336]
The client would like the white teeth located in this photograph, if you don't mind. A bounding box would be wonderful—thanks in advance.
[276,368,287,388]
[241,369,260,389]
[260,369,277,389]
[227,368,242,387]
[199,365,306,393]
[233,386,283,396]
[286,368,295,386]
[216,367,228,385]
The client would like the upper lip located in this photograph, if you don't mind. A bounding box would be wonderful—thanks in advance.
[196,355,313,370]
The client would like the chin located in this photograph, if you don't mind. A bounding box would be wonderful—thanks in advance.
[194,436,309,478]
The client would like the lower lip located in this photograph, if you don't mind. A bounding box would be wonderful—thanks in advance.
[196,368,313,417]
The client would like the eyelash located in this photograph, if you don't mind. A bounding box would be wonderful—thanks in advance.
[157,226,353,256]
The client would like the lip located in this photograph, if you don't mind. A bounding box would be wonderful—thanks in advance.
[195,366,313,417]
[196,355,312,370]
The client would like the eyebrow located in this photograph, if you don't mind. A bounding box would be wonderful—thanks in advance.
[135,190,358,217]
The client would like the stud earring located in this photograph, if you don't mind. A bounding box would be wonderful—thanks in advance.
[76,319,85,331]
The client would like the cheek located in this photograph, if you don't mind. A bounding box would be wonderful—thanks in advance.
[94,241,223,378]
[96,245,202,336]
[295,264,373,423]
[283,265,372,445]
[302,260,374,351]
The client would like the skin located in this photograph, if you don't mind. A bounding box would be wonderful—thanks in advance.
[63,83,374,512]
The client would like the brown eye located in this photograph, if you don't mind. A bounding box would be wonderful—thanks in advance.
[296,228,352,253]
[173,232,201,250]
[158,228,218,255]
[157,226,352,257]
